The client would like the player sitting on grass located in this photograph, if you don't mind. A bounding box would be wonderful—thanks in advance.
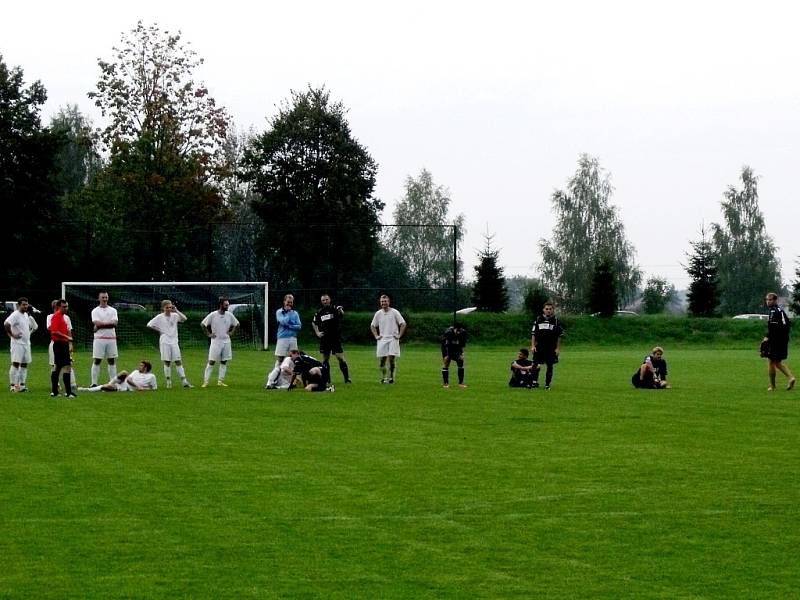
[631,347,670,389]
[509,348,536,388]
[79,361,158,392]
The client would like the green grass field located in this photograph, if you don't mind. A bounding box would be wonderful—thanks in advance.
[2,345,799,598]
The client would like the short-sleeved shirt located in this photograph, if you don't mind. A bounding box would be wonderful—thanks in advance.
[147,312,185,345]
[645,355,668,380]
[767,305,791,344]
[201,310,240,341]
[49,311,70,343]
[128,370,158,390]
[531,315,564,350]
[371,308,406,339]
[313,305,343,339]
[441,326,467,357]
[91,305,118,340]
[5,311,34,344]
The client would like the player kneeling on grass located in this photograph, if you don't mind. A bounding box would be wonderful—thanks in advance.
[441,322,467,388]
[631,347,670,389]
[265,354,296,390]
[289,349,334,392]
[509,348,536,388]
[79,361,158,392]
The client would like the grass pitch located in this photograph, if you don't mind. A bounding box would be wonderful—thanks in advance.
[1,345,799,598]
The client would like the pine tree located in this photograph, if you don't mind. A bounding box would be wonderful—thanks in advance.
[472,232,509,312]
[685,226,720,317]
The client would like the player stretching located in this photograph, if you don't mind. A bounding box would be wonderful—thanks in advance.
[90,291,119,386]
[4,297,37,392]
[370,294,406,384]
[441,322,467,388]
[200,297,239,387]
[147,300,193,388]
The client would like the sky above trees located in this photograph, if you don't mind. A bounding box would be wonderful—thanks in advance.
[4,0,799,288]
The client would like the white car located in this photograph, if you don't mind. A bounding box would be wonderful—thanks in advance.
[732,313,769,320]
[3,300,42,314]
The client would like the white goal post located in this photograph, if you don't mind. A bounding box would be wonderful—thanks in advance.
[62,281,269,350]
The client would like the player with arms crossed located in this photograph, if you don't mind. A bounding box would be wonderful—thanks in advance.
[201,297,240,387]
[4,297,37,392]
[530,301,565,390]
[147,300,193,388]
[312,294,351,383]
[370,294,406,384]
[90,291,119,386]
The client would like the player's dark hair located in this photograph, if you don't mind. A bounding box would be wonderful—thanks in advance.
[17,297,28,305]
[519,348,529,357]
[141,360,152,372]
[218,296,229,308]
[56,299,68,307]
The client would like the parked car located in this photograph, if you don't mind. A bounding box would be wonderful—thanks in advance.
[732,313,768,320]
[3,300,42,314]
[229,303,255,315]
[591,310,639,317]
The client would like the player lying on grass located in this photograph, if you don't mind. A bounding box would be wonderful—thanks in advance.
[631,347,669,389]
[78,361,158,392]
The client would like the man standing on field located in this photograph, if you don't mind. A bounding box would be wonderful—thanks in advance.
[370,294,406,384]
[147,300,193,388]
[90,291,119,386]
[49,299,76,398]
[47,299,77,394]
[530,301,564,390]
[312,294,351,383]
[201,297,239,387]
[764,292,796,391]
[267,294,301,387]
[4,297,37,392]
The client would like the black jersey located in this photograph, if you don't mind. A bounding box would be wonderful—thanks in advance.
[645,355,668,381]
[767,304,791,343]
[531,315,564,350]
[313,305,344,339]
[292,353,323,375]
[441,326,467,357]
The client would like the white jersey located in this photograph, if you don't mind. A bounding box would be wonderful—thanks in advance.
[147,312,185,344]
[91,305,118,340]
[371,308,406,339]
[128,370,158,390]
[5,311,35,345]
[275,356,296,388]
[201,310,239,341]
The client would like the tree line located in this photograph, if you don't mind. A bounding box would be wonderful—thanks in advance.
[2,22,797,315]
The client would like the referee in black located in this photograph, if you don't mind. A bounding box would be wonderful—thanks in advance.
[312,294,351,383]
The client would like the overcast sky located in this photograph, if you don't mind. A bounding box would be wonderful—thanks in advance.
[4,0,799,289]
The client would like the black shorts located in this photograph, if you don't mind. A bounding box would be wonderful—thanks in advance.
[532,349,558,365]
[631,371,663,389]
[441,347,463,360]
[768,340,789,361]
[53,341,72,369]
[319,337,344,355]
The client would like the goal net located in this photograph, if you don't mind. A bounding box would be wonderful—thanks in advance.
[62,282,269,351]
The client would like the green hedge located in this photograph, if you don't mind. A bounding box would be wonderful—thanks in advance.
[302,312,772,348]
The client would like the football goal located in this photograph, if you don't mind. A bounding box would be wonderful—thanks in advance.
[62,281,269,351]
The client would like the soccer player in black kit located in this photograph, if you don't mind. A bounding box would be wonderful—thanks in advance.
[289,349,333,392]
[312,294,351,383]
[764,292,795,391]
[441,322,467,387]
[530,301,564,390]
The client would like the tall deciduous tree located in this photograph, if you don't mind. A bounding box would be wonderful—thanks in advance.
[49,104,102,197]
[641,276,676,314]
[472,232,509,312]
[539,154,641,313]
[387,169,464,288]
[685,226,720,317]
[81,21,230,280]
[244,86,383,289]
[0,55,64,291]
[711,167,781,314]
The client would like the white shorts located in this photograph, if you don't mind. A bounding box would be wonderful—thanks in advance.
[93,338,119,360]
[274,337,298,356]
[10,342,32,364]
[49,341,55,366]
[376,337,401,357]
[208,339,232,362]
[160,341,182,362]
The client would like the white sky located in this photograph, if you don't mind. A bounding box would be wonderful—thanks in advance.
[4,0,799,289]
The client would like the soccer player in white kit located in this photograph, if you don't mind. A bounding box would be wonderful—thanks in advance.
[147,299,193,388]
[200,297,240,387]
[90,291,119,386]
[4,297,37,392]
[369,294,406,383]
